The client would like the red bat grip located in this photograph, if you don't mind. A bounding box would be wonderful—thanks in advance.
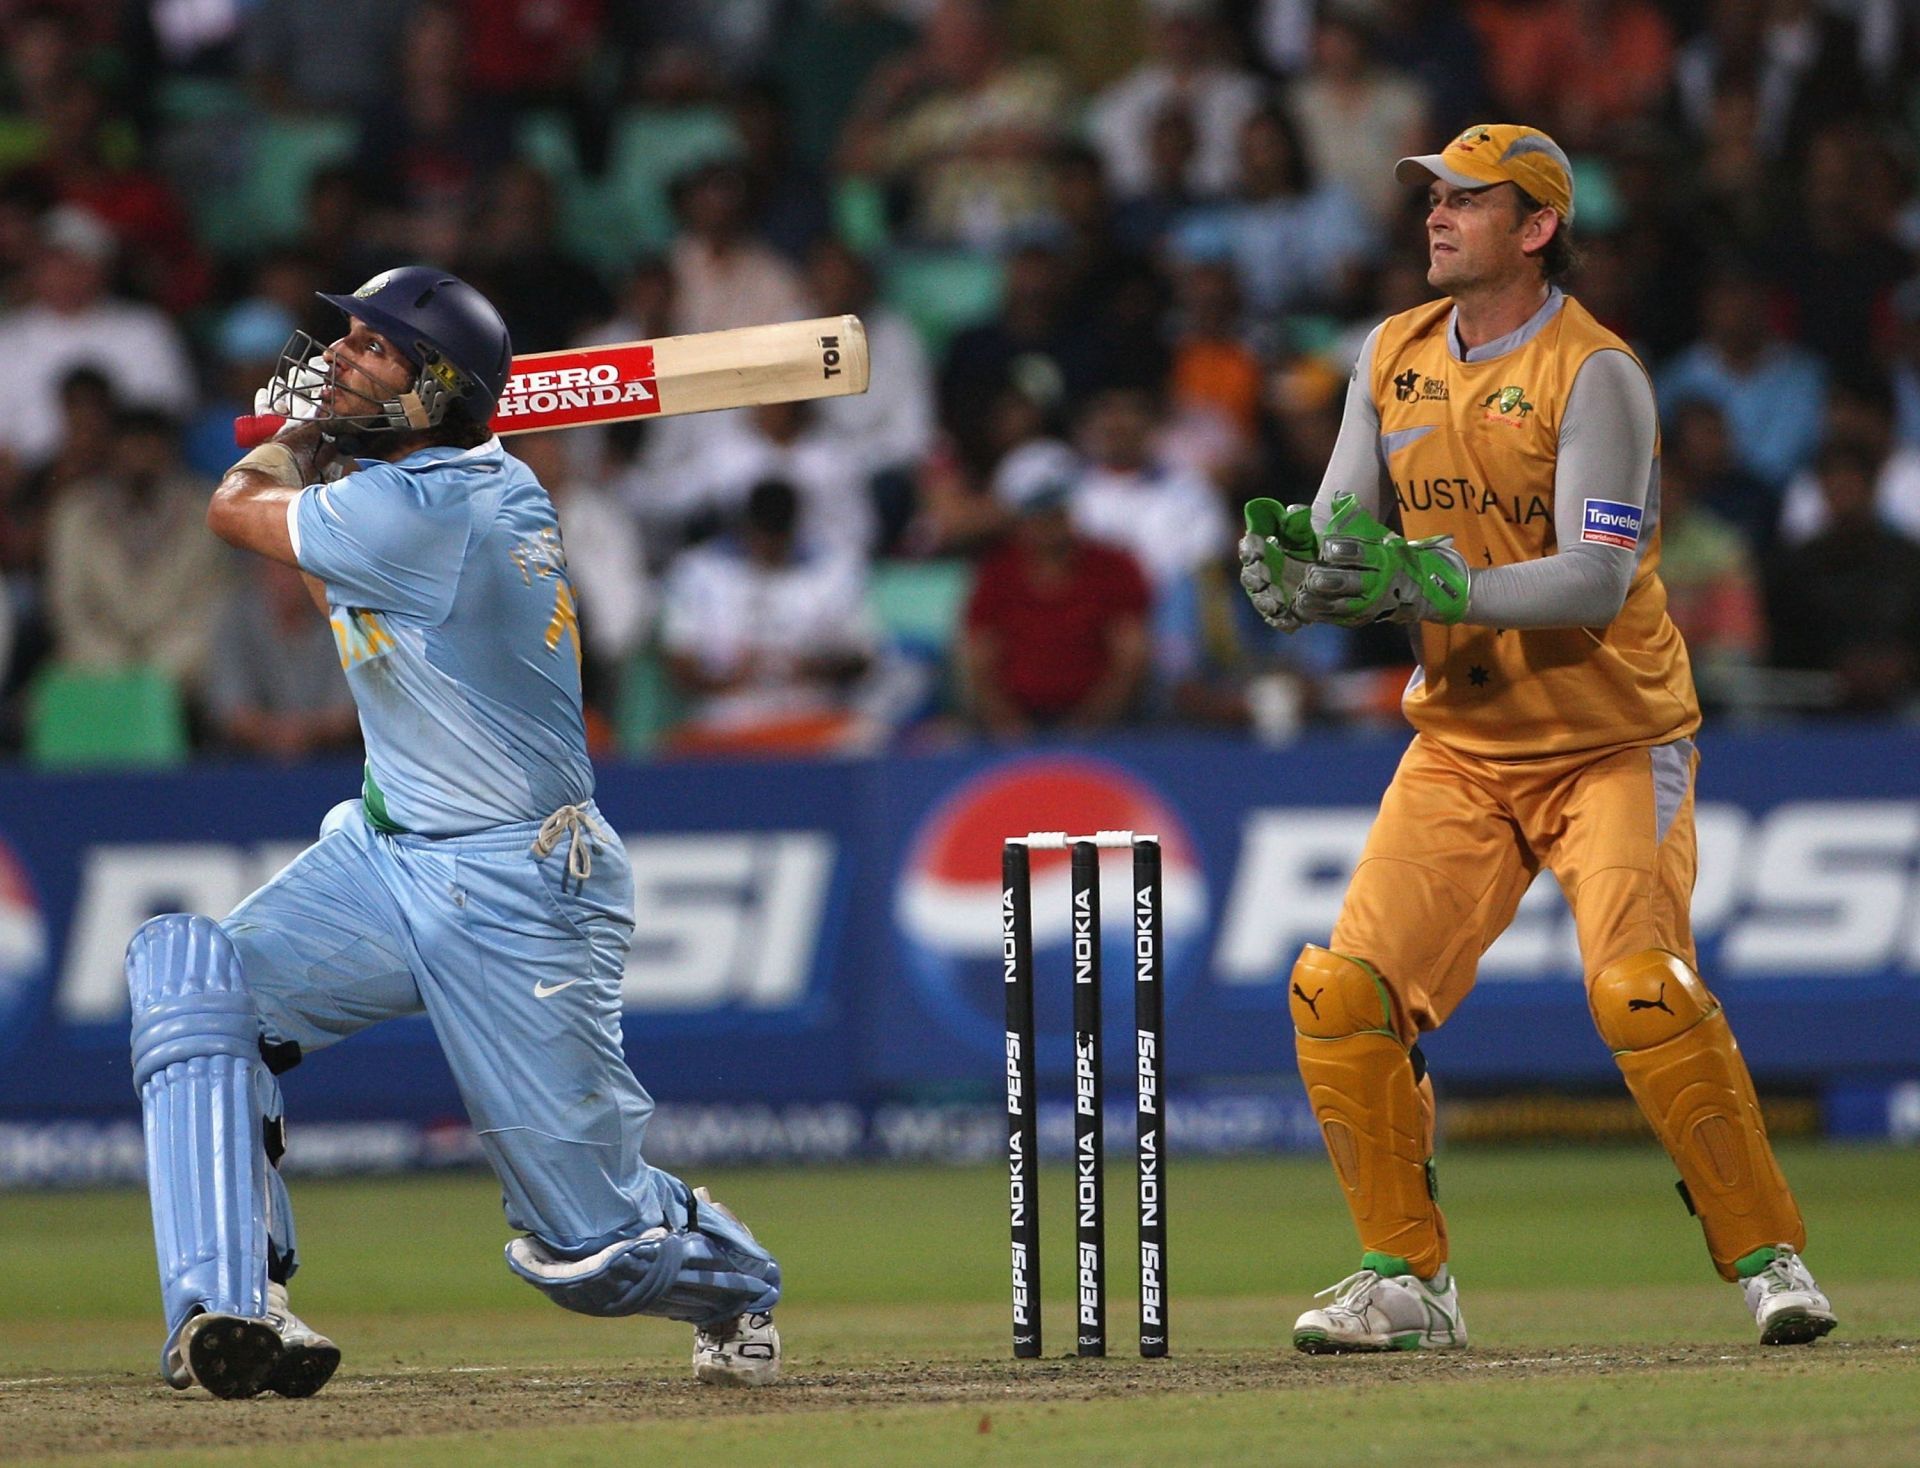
[233,414,288,448]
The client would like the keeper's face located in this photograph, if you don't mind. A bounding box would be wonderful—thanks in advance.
[1422,180,1544,296]
[323,319,415,418]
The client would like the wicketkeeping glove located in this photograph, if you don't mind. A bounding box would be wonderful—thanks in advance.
[1237,498,1318,632]
[1294,493,1472,627]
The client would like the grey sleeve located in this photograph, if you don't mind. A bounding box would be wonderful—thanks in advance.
[1311,324,1389,532]
[1460,349,1655,629]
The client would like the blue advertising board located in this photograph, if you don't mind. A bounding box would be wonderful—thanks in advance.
[0,725,1917,1178]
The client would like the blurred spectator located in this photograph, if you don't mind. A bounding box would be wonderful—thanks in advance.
[1070,385,1228,702]
[731,79,831,264]
[807,238,935,542]
[1657,268,1826,493]
[1888,276,1920,450]
[1071,384,1226,588]
[1777,375,1920,546]
[460,161,611,353]
[182,300,294,481]
[1172,104,1375,324]
[1673,0,1883,161]
[244,0,415,115]
[959,440,1150,737]
[1050,144,1140,322]
[631,3,783,93]
[1087,0,1261,201]
[508,431,652,728]
[1690,81,1772,261]
[1288,7,1429,229]
[841,0,1069,251]
[1164,256,1263,473]
[1767,121,1913,375]
[21,74,211,312]
[461,0,604,113]
[1372,0,1491,133]
[1765,437,1920,714]
[770,0,918,170]
[44,408,228,695]
[667,160,809,335]
[354,1,514,260]
[1655,443,1765,695]
[1112,102,1202,253]
[3,365,113,579]
[206,558,358,762]
[289,171,388,299]
[1602,125,1712,363]
[0,205,193,468]
[1471,0,1673,149]
[698,400,877,564]
[660,478,881,755]
[1663,398,1778,552]
[938,237,1100,474]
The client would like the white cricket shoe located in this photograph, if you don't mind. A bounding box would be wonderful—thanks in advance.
[1293,1263,1468,1353]
[687,1187,781,1385]
[1743,1246,1837,1346]
[261,1281,342,1396]
[164,1310,283,1398]
[693,1310,781,1385]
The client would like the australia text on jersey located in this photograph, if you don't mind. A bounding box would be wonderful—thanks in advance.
[1393,478,1552,525]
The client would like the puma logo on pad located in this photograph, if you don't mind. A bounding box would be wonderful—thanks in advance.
[1292,983,1324,1019]
[1628,982,1674,1015]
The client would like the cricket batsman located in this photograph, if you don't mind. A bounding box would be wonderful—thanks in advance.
[126,266,781,1398]
[1238,126,1836,1352]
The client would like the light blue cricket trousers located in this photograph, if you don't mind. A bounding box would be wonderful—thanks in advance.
[222,798,687,1260]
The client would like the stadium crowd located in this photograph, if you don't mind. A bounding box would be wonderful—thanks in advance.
[1,0,1919,763]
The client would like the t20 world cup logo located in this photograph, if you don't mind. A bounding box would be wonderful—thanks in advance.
[893,756,1207,1060]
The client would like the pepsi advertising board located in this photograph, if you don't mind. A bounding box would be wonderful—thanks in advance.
[0,726,1917,1179]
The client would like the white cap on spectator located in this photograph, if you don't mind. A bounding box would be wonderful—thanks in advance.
[993,439,1081,515]
[42,204,115,263]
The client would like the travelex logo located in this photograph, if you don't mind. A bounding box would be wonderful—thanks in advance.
[893,757,1207,1057]
[0,833,48,1070]
[1581,497,1642,549]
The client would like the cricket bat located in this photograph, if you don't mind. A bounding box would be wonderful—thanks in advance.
[234,314,869,447]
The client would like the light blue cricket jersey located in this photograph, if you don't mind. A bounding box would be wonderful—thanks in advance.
[290,437,593,836]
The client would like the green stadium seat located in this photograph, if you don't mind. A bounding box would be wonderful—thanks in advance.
[868,558,973,657]
[600,107,743,257]
[234,115,359,252]
[881,250,1004,357]
[613,645,687,756]
[26,664,189,770]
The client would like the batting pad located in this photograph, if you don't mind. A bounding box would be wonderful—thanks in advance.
[505,1188,781,1328]
[1590,950,1806,1280]
[128,914,272,1334]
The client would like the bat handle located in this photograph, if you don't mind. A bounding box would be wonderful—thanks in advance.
[234,414,288,448]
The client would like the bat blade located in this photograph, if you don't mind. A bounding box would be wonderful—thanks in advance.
[235,314,869,447]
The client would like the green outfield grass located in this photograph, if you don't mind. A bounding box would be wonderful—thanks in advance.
[2,1143,1917,1465]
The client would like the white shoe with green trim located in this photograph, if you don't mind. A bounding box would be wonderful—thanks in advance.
[1742,1246,1836,1346]
[1293,1262,1467,1353]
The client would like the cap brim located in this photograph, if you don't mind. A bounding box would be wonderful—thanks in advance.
[1394,154,1496,194]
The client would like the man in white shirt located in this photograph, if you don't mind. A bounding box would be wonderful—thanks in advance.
[0,206,194,467]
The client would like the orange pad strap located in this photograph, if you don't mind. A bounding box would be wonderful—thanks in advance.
[1291,945,1447,1276]
[1588,950,1805,1280]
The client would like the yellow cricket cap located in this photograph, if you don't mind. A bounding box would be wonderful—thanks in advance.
[1394,123,1575,221]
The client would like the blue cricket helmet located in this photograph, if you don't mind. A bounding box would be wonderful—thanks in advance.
[317,265,513,423]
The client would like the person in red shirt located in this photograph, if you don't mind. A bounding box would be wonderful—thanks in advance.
[959,439,1150,737]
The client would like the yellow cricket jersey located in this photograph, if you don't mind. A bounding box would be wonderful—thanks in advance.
[1370,295,1700,757]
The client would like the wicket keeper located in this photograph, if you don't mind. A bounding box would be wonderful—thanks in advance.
[126,267,781,1398]
[1239,125,1835,1352]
